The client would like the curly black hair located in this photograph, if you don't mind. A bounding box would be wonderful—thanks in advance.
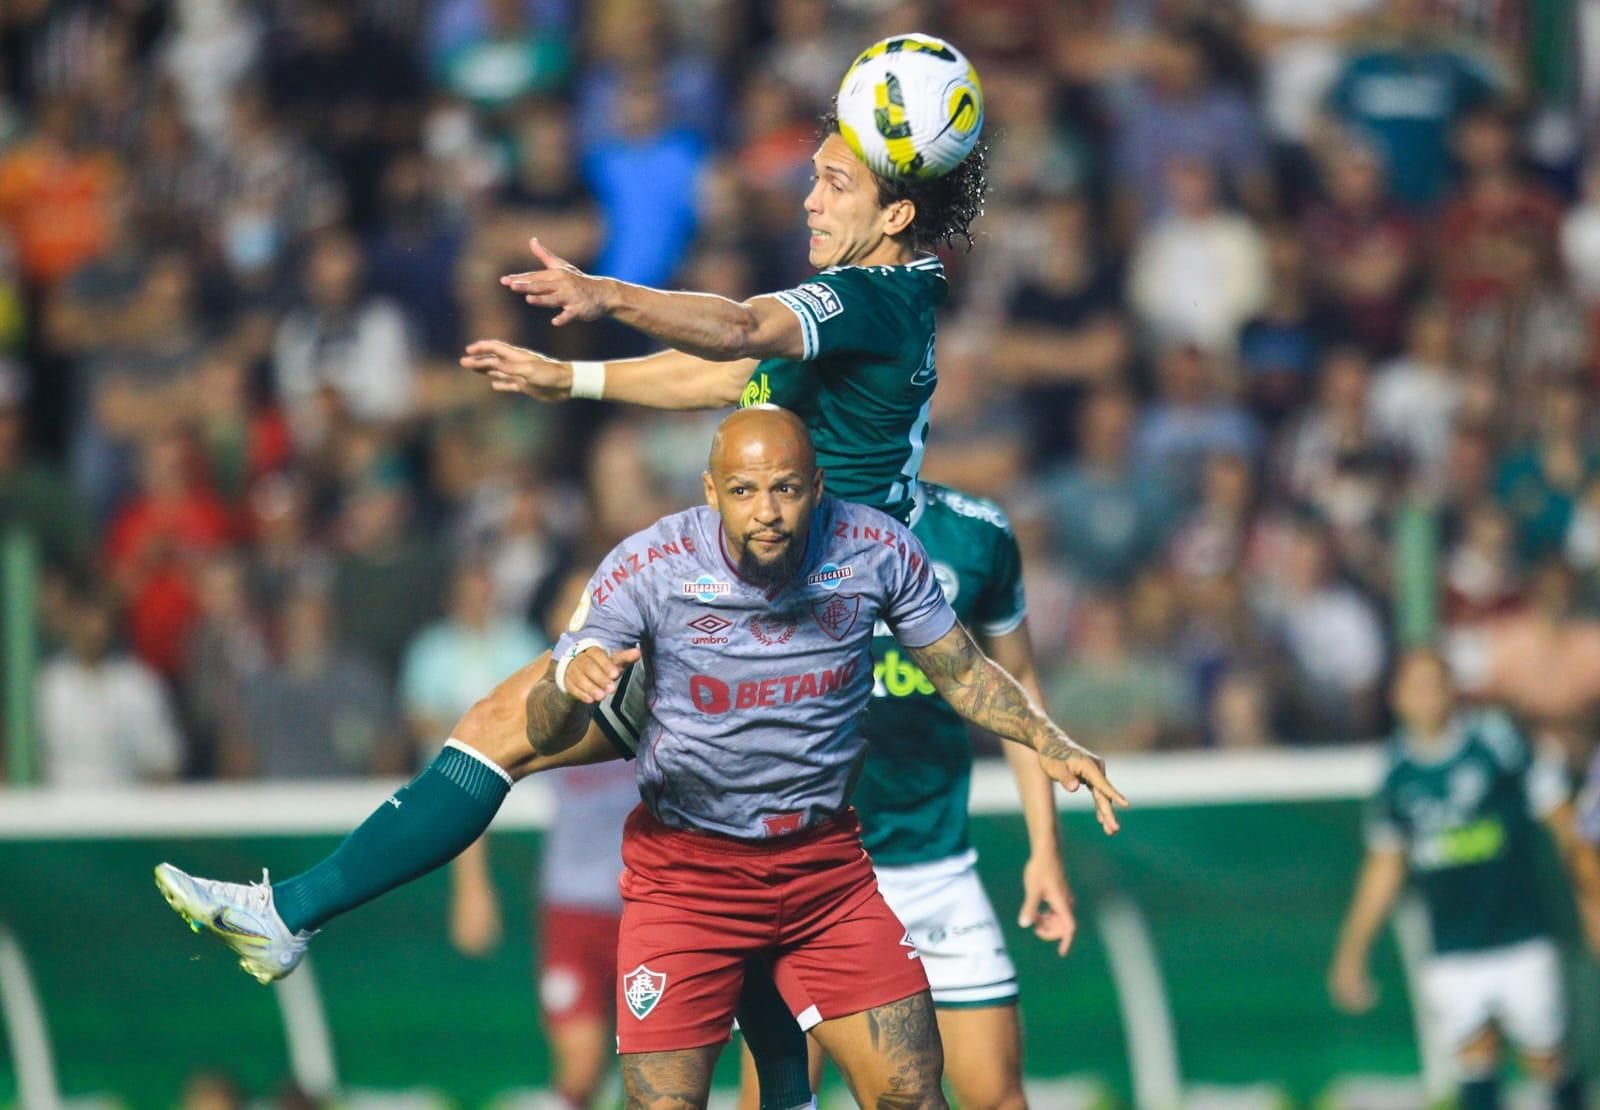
[821,113,989,253]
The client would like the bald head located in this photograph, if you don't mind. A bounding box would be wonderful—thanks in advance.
[704,406,823,587]
[707,405,816,480]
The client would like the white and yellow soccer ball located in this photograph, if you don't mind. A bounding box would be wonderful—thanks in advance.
[835,33,984,181]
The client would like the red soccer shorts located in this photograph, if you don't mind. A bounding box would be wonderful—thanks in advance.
[614,804,929,1053]
[539,904,621,1029]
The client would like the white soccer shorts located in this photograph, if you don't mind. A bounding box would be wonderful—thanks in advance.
[873,849,1019,1007]
[1420,937,1566,1054]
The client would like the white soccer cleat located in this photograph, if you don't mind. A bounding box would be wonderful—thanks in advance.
[153,862,314,984]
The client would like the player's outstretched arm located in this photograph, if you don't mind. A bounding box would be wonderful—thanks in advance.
[500,237,808,361]
[1544,800,1600,956]
[1327,847,1406,1013]
[461,341,760,410]
[904,622,1128,835]
[984,620,1076,955]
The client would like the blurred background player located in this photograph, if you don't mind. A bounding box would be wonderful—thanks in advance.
[737,479,1070,1110]
[1327,648,1600,1110]
[448,567,638,1110]
[461,113,987,525]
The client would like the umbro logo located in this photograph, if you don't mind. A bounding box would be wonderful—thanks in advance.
[687,614,732,644]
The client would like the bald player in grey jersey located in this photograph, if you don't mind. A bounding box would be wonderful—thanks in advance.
[154,408,1123,1109]
[537,406,1124,1107]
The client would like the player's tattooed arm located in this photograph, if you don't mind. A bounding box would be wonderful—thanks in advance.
[620,1047,719,1109]
[526,643,642,756]
[523,669,591,756]
[907,623,1128,833]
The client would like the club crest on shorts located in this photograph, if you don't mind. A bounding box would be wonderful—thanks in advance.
[623,964,667,1020]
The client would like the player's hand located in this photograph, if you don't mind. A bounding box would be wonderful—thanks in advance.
[1019,853,1077,957]
[561,645,642,703]
[460,339,571,402]
[501,237,613,326]
[1040,741,1128,836]
[449,879,503,957]
[1328,951,1377,1013]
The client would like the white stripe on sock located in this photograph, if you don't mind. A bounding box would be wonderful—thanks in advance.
[444,739,514,787]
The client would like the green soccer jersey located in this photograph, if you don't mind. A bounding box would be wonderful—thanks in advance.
[1367,709,1568,955]
[741,256,947,524]
[851,482,1027,866]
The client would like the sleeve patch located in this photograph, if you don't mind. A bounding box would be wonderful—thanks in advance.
[792,281,844,322]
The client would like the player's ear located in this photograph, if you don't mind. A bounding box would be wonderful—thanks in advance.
[813,467,825,500]
[882,197,915,238]
[702,470,718,509]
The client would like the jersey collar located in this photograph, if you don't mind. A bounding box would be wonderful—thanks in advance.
[820,254,945,279]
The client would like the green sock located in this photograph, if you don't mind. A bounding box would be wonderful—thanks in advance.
[1458,1076,1500,1110]
[736,959,813,1110]
[1550,1072,1584,1110]
[273,742,511,934]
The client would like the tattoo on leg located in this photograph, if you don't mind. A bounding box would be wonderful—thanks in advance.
[864,994,947,1109]
[621,1048,716,1109]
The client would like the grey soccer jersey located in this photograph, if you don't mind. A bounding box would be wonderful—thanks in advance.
[553,495,957,839]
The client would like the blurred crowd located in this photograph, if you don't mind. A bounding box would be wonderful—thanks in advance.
[5,0,1600,787]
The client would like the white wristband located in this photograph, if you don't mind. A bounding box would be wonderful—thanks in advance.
[554,639,606,695]
[570,361,606,400]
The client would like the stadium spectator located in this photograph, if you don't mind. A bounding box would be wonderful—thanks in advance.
[1047,590,1198,751]
[581,70,705,297]
[1127,156,1268,354]
[328,478,448,682]
[0,361,88,570]
[1368,300,1462,497]
[1254,515,1387,741]
[0,94,121,288]
[1299,137,1420,355]
[103,430,234,678]
[272,227,418,445]
[1443,501,1525,630]
[1044,386,1177,586]
[1134,341,1263,492]
[977,188,1131,462]
[261,0,424,228]
[1494,376,1598,562]
[1111,21,1271,227]
[1323,0,1503,208]
[1458,231,1590,434]
[1279,346,1399,578]
[1237,225,1337,425]
[399,556,545,761]
[432,0,571,111]
[221,580,401,779]
[181,549,268,779]
[36,584,183,787]
[1438,107,1562,314]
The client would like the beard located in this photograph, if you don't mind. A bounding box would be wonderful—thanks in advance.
[737,531,804,587]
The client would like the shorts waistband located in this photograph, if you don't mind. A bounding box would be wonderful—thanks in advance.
[625,804,860,856]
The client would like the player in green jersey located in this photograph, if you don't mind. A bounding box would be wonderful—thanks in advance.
[734,481,1071,1110]
[459,118,986,524]
[1329,649,1600,1110]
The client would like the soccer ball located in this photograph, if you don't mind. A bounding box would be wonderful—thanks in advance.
[835,34,984,181]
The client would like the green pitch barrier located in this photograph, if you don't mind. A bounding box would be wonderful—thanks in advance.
[0,787,1592,1108]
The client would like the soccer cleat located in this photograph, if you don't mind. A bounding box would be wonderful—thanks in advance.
[153,863,314,984]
